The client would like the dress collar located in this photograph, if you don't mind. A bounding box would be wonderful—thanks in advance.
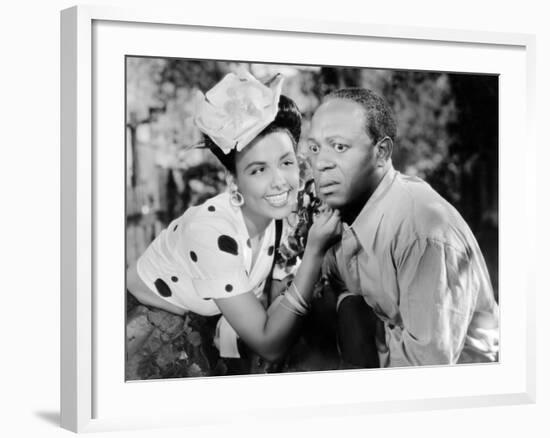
[233,198,275,274]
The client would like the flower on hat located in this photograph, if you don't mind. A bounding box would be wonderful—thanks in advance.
[194,70,284,155]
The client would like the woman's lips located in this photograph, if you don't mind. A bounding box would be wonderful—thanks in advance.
[265,191,290,207]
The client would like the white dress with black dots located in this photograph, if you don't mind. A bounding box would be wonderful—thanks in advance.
[137,192,276,357]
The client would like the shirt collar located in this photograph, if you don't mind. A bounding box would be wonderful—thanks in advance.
[349,163,397,242]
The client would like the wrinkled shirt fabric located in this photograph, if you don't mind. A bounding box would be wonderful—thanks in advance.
[324,165,499,367]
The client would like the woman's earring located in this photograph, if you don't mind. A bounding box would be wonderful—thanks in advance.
[229,183,244,207]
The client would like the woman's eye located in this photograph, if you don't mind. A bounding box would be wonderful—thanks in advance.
[250,167,264,175]
[333,143,348,153]
[283,160,295,167]
[308,144,320,154]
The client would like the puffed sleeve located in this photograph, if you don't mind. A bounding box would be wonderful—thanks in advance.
[177,219,251,300]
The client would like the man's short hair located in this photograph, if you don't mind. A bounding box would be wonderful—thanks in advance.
[324,88,397,143]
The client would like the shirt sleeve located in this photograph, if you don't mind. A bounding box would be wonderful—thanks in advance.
[178,219,251,300]
[388,238,478,366]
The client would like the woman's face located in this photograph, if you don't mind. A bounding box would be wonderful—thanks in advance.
[234,130,300,223]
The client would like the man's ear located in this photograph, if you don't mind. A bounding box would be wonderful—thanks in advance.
[376,137,393,164]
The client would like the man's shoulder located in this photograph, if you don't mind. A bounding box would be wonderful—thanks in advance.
[393,172,437,201]
[391,172,460,238]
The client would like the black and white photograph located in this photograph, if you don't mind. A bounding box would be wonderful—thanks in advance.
[125,58,500,380]
[4,0,546,434]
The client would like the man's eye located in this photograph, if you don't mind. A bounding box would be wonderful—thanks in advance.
[308,144,320,154]
[283,160,295,167]
[333,143,348,153]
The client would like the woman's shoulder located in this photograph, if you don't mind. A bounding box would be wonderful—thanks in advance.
[181,193,239,231]
[182,192,234,222]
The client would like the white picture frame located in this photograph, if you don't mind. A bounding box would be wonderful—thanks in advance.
[60,4,536,433]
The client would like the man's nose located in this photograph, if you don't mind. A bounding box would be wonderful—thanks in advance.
[315,150,335,171]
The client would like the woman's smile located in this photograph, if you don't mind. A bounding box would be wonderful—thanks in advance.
[265,190,291,207]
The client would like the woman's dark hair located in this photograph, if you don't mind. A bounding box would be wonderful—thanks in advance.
[204,94,302,174]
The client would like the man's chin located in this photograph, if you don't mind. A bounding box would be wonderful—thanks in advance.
[319,193,345,209]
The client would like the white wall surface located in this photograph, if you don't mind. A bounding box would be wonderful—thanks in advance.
[0,1,547,437]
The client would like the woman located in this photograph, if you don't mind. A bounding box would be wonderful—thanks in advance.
[127,71,341,363]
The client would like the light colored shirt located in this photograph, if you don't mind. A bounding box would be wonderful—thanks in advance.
[324,165,499,367]
[137,192,276,357]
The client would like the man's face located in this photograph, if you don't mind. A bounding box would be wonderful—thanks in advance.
[307,99,379,211]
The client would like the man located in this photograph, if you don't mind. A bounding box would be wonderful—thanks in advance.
[307,88,499,367]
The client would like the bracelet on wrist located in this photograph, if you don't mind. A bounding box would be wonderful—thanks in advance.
[289,282,309,309]
[280,298,304,316]
[281,282,309,316]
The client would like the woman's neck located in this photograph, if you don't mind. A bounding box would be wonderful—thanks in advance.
[240,205,271,239]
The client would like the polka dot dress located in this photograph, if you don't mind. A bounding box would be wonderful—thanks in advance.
[136,192,277,354]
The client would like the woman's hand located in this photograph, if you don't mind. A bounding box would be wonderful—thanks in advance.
[306,208,342,254]
[215,210,341,363]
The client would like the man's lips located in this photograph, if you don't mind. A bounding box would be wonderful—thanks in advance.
[318,181,339,193]
[319,181,339,188]
[319,181,339,190]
